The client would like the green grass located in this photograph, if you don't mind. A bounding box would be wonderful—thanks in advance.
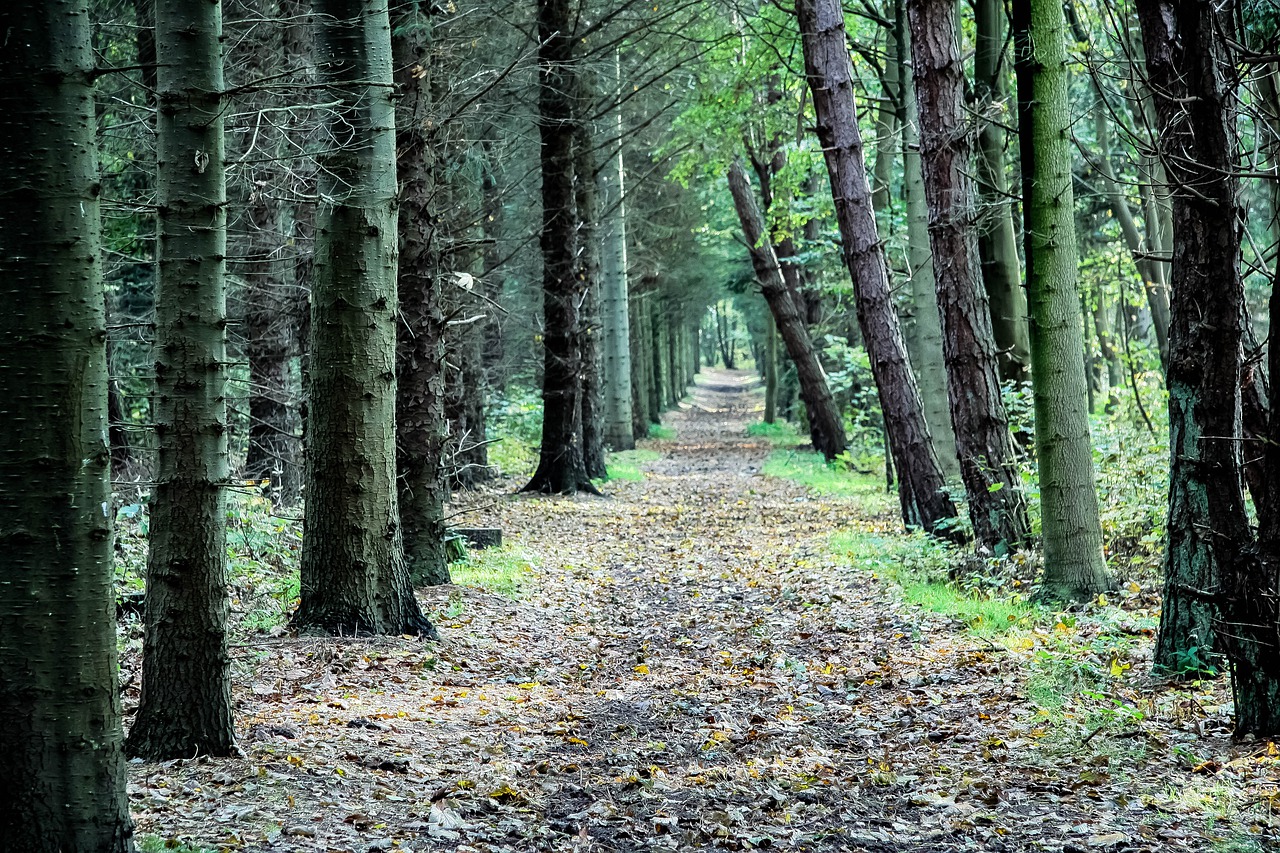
[137,837,214,853]
[450,545,535,598]
[762,448,896,512]
[604,448,661,482]
[648,423,676,440]
[746,420,801,444]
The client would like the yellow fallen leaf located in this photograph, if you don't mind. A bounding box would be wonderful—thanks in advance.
[517,682,540,690]
[634,664,650,675]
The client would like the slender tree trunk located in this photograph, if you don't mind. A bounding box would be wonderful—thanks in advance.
[630,292,651,438]
[764,313,779,423]
[599,51,635,451]
[0,2,135,846]
[480,131,506,393]
[899,19,960,478]
[1093,293,1122,414]
[523,0,594,494]
[907,0,1030,552]
[129,0,236,760]
[575,110,607,480]
[796,0,958,534]
[392,4,450,587]
[295,0,435,635]
[973,0,1032,383]
[870,12,901,221]
[643,292,661,424]
[447,278,491,488]
[728,162,849,461]
[1012,0,1109,599]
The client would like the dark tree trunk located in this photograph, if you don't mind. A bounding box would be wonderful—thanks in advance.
[575,112,607,480]
[392,4,450,586]
[523,0,595,494]
[480,130,506,394]
[907,0,1029,552]
[446,282,491,488]
[630,292,652,438]
[1139,0,1280,733]
[796,0,959,534]
[727,161,848,461]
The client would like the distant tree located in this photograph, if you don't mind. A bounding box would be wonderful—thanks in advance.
[0,2,135,847]
[127,0,236,759]
[294,0,437,635]
[599,51,636,452]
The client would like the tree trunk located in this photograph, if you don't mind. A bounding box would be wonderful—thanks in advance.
[728,162,849,461]
[480,130,507,394]
[392,4,450,587]
[1012,0,1110,599]
[907,0,1030,553]
[0,2,134,846]
[522,0,594,494]
[575,110,607,480]
[295,0,435,635]
[899,19,959,478]
[870,11,901,221]
[795,0,958,534]
[764,313,779,423]
[973,0,1032,383]
[599,51,635,451]
[630,292,652,438]
[447,280,492,488]
[128,0,236,761]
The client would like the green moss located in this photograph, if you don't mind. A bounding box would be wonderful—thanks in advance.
[449,545,535,599]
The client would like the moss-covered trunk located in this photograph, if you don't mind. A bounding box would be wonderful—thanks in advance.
[296,0,435,635]
[1013,0,1109,599]
[0,2,134,846]
[796,0,957,532]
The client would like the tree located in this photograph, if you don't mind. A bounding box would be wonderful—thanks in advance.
[907,0,1029,552]
[795,0,959,534]
[0,1,134,847]
[1012,0,1109,599]
[294,0,436,635]
[727,159,849,461]
[127,0,237,759]
[392,2,451,587]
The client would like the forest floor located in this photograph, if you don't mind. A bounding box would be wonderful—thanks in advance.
[126,369,1278,853]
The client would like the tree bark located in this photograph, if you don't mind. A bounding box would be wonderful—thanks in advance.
[795,0,958,534]
[392,4,450,587]
[728,161,849,461]
[1013,0,1110,599]
[907,0,1030,553]
[764,313,779,423]
[0,2,135,846]
[295,0,436,635]
[599,51,636,451]
[575,111,607,480]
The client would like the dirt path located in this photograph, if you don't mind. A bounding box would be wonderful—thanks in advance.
[131,369,1233,852]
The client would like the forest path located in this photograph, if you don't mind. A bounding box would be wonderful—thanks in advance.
[129,370,1215,852]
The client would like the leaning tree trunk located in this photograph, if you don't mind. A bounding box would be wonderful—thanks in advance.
[796,0,959,534]
[974,0,1031,384]
[599,50,635,451]
[1013,0,1109,600]
[1137,0,1265,704]
[391,3,450,587]
[128,0,236,761]
[728,161,848,461]
[0,2,134,847]
[907,0,1029,553]
[523,0,595,494]
[295,0,435,635]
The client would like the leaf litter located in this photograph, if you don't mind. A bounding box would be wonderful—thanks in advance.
[123,369,1279,852]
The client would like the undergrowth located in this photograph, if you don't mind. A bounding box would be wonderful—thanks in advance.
[745,420,800,444]
[648,423,676,440]
[604,449,661,482]
[449,545,535,599]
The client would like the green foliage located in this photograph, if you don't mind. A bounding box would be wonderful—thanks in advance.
[746,420,800,444]
[487,385,542,477]
[648,423,676,440]
[137,837,215,853]
[762,449,892,508]
[604,449,661,482]
[449,545,535,599]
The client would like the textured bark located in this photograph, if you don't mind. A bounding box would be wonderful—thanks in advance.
[728,162,848,460]
[446,279,491,488]
[764,314,779,423]
[907,0,1030,552]
[973,0,1031,383]
[575,115,607,480]
[480,133,506,392]
[1013,0,1109,599]
[295,0,435,635]
[392,4,450,587]
[128,0,236,761]
[1138,0,1267,705]
[599,51,635,451]
[899,21,960,478]
[796,0,958,533]
[523,0,594,494]
[629,292,652,438]
[0,2,135,846]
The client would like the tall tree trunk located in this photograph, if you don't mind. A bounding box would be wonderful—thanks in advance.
[907,0,1030,552]
[728,162,849,461]
[480,129,506,394]
[973,0,1032,383]
[599,51,635,451]
[1013,0,1109,599]
[447,279,492,488]
[0,2,135,847]
[295,0,435,635]
[392,3,450,587]
[523,0,594,494]
[764,313,779,423]
[870,11,901,221]
[575,110,607,480]
[796,0,958,533]
[899,20,960,478]
[630,292,651,438]
[128,0,235,760]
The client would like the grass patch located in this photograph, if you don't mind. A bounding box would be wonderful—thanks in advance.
[648,423,676,440]
[746,420,800,444]
[604,448,661,482]
[762,449,896,514]
[137,836,214,853]
[450,545,535,598]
